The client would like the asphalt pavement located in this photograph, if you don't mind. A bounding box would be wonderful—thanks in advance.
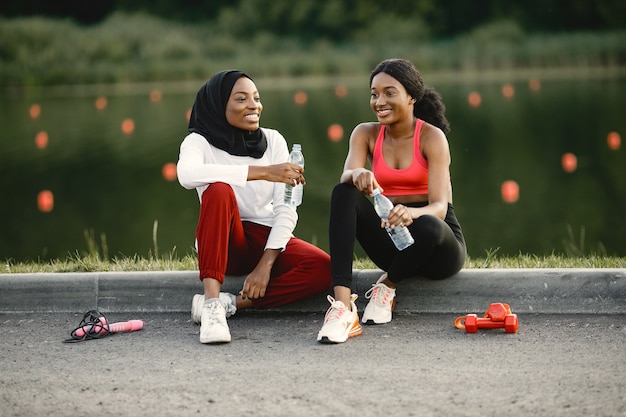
[1,268,625,417]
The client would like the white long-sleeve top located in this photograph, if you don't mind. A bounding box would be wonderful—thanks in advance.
[177,129,297,251]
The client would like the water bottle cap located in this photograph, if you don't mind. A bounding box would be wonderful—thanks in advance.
[293,144,301,150]
[372,188,381,195]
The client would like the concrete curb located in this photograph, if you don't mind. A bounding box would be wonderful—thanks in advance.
[1,269,625,315]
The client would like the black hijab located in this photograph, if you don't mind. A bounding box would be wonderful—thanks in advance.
[188,70,267,158]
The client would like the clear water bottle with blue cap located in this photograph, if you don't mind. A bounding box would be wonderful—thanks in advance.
[372,188,414,250]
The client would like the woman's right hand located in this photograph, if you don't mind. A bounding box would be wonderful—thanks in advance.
[250,163,305,186]
[351,168,381,196]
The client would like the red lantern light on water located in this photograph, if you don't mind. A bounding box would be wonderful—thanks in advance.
[150,89,163,103]
[29,104,41,119]
[335,85,348,98]
[529,78,541,92]
[607,132,621,150]
[35,131,49,149]
[294,91,308,105]
[468,92,481,108]
[327,124,343,142]
[121,118,135,135]
[561,152,577,173]
[37,190,54,212]
[501,180,519,203]
[162,163,177,181]
[502,84,515,99]
[95,96,107,110]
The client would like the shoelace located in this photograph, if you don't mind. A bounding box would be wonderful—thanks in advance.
[365,283,393,306]
[324,295,348,323]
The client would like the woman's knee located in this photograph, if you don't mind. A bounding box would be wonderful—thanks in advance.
[412,215,446,244]
[201,182,236,206]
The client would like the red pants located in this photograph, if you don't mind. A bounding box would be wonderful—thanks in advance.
[196,182,331,308]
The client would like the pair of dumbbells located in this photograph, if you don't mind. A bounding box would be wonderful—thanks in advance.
[455,303,519,333]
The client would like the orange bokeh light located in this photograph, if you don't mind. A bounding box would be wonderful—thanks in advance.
[95,96,107,110]
[150,89,163,103]
[35,131,49,149]
[294,91,308,105]
[29,104,41,119]
[327,124,344,142]
[468,92,481,108]
[501,180,519,203]
[529,78,541,92]
[561,152,577,173]
[121,118,135,135]
[335,85,348,98]
[37,190,54,213]
[607,131,621,150]
[162,162,177,181]
[502,84,515,99]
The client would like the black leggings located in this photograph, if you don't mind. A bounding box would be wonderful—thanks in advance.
[328,183,466,288]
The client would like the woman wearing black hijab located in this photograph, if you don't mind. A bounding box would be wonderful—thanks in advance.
[177,70,331,344]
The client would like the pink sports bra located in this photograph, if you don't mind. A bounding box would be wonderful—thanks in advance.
[371,119,429,196]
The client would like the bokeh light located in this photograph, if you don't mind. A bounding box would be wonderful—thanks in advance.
[607,131,621,150]
[502,84,515,99]
[37,190,54,213]
[35,131,48,149]
[29,104,41,119]
[335,85,348,98]
[95,96,107,110]
[468,92,481,108]
[529,78,541,92]
[501,180,519,203]
[294,91,308,105]
[327,124,344,142]
[150,89,163,103]
[121,118,135,135]
[561,152,577,173]
[162,162,177,181]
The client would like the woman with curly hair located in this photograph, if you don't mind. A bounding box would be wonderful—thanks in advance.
[317,59,466,343]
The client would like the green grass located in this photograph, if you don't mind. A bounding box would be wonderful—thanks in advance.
[2,253,624,274]
[2,222,624,273]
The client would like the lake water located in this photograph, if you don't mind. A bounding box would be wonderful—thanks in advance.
[1,74,625,261]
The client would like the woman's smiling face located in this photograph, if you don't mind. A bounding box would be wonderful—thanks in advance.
[226,76,263,131]
[370,72,414,124]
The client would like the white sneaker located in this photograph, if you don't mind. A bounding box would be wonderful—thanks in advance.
[317,294,363,344]
[199,299,231,344]
[361,273,396,325]
[192,293,236,324]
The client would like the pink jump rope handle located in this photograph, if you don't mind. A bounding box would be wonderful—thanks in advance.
[74,318,144,338]
[109,320,144,333]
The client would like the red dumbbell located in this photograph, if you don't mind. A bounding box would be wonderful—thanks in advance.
[455,303,519,333]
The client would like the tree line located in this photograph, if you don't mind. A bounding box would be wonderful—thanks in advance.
[2,0,625,41]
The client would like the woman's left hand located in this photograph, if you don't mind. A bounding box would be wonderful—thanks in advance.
[387,204,413,228]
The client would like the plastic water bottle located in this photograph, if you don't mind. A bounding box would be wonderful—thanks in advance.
[372,188,415,250]
[284,144,304,206]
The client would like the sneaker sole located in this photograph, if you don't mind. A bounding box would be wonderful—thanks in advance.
[191,294,203,324]
[200,334,231,344]
[317,321,363,344]
[362,298,396,325]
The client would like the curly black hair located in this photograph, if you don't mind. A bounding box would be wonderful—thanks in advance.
[370,59,450,134]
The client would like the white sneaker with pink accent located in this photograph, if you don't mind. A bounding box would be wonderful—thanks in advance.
[317,294,363,344]
[361,273,396,324]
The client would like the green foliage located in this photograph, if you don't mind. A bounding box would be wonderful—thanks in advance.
[1,13,625,86]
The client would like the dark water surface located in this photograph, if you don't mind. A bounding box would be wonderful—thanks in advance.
[1,75,624,261]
